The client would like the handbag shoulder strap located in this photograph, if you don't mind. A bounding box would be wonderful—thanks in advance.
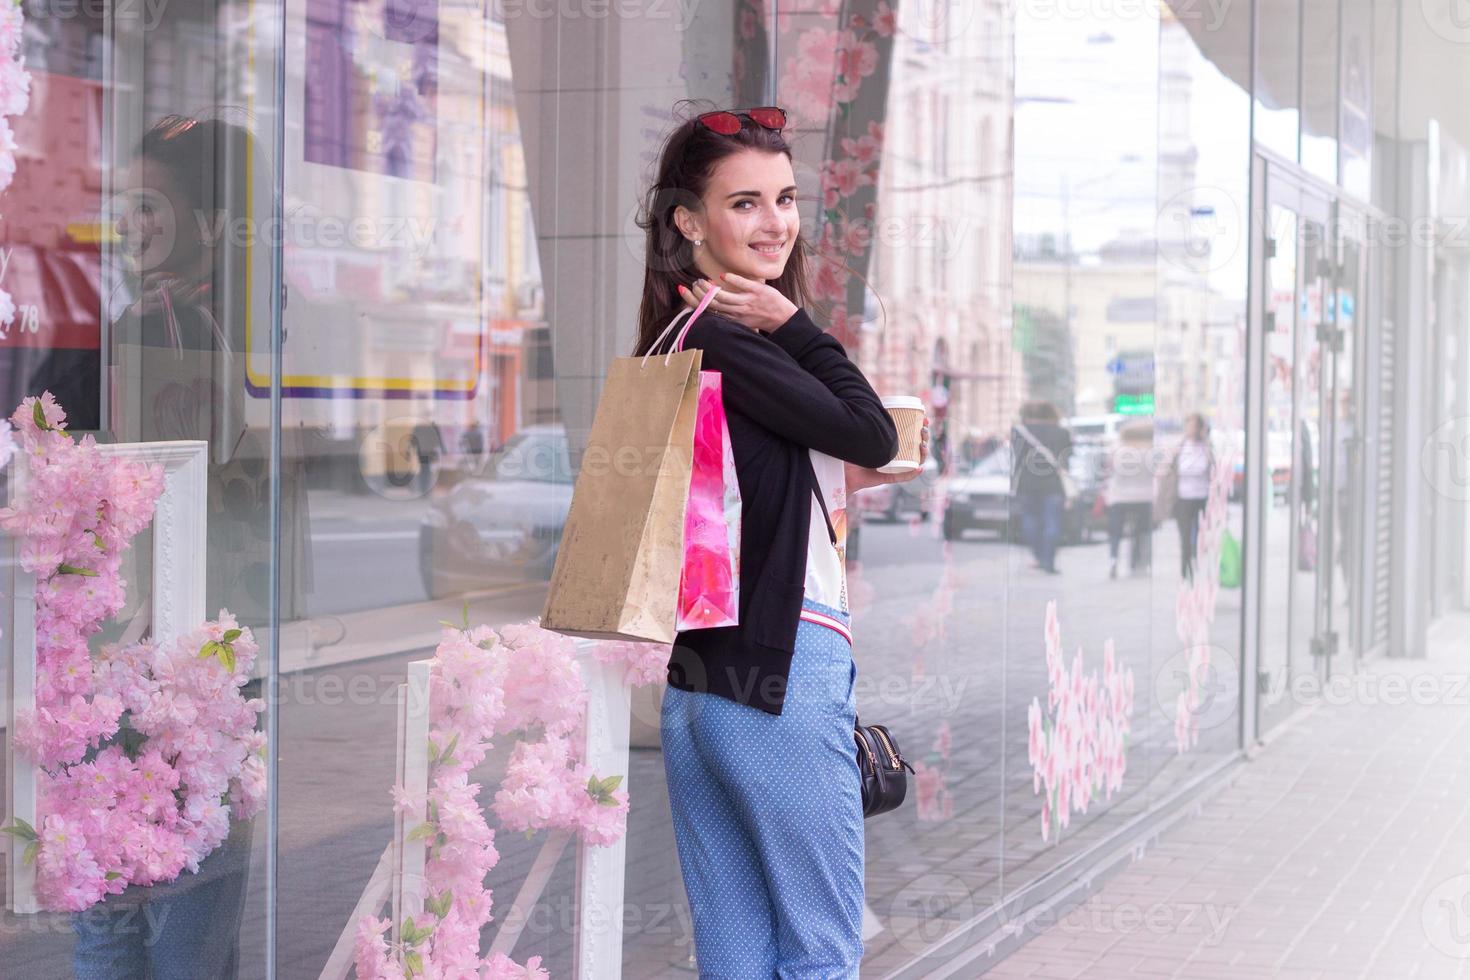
[805,452,839,546]
[1015,423,1062,471]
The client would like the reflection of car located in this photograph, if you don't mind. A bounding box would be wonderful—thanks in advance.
[942,446,1099,544]
[419,425,573,598]
[853,457,940,522]
[942,450,1014,540]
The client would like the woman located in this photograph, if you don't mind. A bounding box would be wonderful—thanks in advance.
[1011,400,1072,574]
[636,103,927,978]
[1173,412,1215,581]
[1104,421,1155,578]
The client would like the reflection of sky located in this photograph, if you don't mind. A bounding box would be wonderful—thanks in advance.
[1013,6,1252,298]
[1014,7,1160,254]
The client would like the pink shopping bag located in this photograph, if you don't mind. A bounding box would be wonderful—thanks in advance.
[657,289,742,630]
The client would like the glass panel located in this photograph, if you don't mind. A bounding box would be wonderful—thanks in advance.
[1152,0,1252,789]
[1329,232,1364,663]
[1340,0,1373,198]
[1256,0,1302,160]
[0,0,281,972]
[1301,0,1339,182]
[1007,0,1160,896]
[1293,217,1326,683]
[1371,0,1398,210]
[1260,202,1298,732]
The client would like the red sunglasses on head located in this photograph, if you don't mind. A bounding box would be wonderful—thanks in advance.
[697,106,787,135]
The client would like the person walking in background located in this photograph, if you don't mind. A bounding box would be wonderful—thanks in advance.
[1012,400,1072,575]
[1103,420,1155,578]
[1172,412,1215,581]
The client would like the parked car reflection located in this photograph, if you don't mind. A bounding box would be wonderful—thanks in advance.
[419,424,573,598]
[853,456,941,523]
[941,445,1100,544]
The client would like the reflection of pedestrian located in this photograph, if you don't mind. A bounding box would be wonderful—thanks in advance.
[1012,400,1072,574]
[1104,421,1154,578]
[1171,413,1215,581]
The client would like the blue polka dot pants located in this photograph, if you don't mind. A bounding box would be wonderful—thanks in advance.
[661,597,864,979]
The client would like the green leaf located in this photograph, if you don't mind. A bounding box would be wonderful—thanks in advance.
[426,890,454,918]
[199,641,221,660]
[404,950,424,977]
[57,564,99,577]
[438,620,459,629]
[599,774,623,794]
[223,629,242,642]
[105,871,124,881]
[586,775,599,794]
[428,741,440,764]
[23,840,39,866]
[220,645,237,673]
[1,818,37,841]
[461,599,470,631]
[32,400,49,431]
[405,822,436,843]
[400,916,418,943]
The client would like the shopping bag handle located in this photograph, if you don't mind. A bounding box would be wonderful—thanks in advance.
[642,286,721,368]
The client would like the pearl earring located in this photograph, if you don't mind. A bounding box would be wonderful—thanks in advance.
[693,239,703,247]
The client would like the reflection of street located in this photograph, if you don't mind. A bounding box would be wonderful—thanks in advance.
[306,494,428,616]
[0,503,1250,978]
[272,510,1247,977]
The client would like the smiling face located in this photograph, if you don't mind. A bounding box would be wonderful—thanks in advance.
[115,158,202,280]
[675,148,801,283]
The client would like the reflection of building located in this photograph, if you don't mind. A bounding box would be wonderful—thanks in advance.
[863,1,1016,447]
[1014,235,1158,418]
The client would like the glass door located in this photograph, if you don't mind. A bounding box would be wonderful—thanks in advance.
[1319,206,1369,671]
[1257,163,1331,734]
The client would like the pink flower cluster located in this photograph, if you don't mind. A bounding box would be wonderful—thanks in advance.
[1172,446,1237,753]
[1,394,264,911]
[356,620,631,979]
[0,0,32,325]
[589,638,671,688]
[1027,601,1136,843]
[30,616,264,911]
[777,7,891,342]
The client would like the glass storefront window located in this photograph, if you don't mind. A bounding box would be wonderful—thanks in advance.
[10,0,1469,976]
[1256,0,1302,160]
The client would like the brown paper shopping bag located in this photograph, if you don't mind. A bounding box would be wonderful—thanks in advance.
[540,343,703,643]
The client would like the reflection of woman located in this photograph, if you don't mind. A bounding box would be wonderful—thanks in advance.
[1172,413,1215,581]
[637,104,926,978]
[108,113,311,630]
[72,114,278,980]
[1104,421,1154,578]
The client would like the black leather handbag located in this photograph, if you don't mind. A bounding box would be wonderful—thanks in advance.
[855,715,915,818]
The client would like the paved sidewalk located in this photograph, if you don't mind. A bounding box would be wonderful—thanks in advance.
[985,614,1470,980]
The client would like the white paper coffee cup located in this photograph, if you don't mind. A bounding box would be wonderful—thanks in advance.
[879,395,925,474]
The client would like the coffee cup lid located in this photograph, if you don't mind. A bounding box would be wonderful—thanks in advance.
[881,395,925,411]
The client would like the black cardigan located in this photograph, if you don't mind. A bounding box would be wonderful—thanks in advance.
[665,306,899,715]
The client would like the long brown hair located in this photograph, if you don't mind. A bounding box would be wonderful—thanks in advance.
[633,100,813,356]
